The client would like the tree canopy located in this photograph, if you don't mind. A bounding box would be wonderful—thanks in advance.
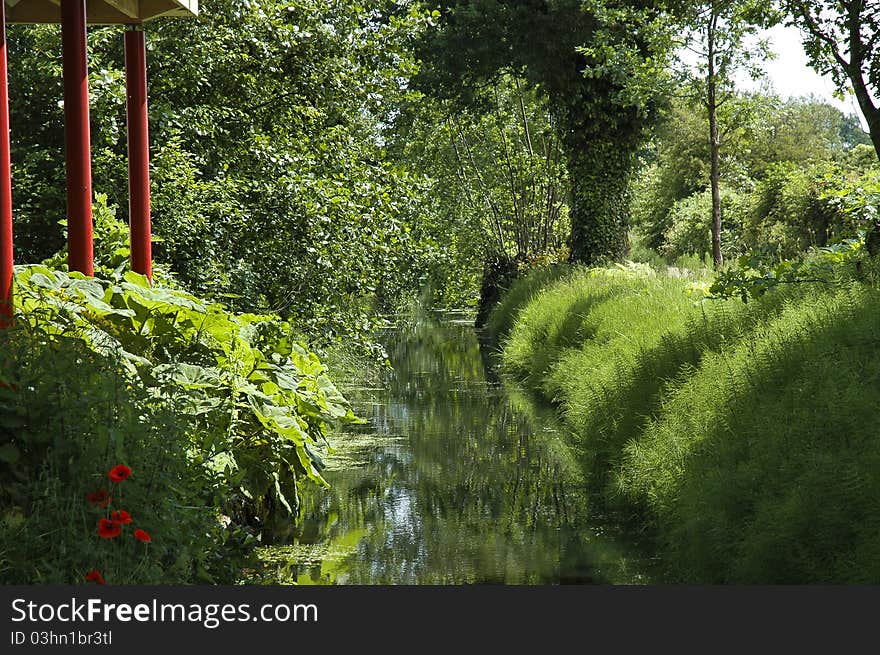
[786,0,880,160]
[9,0,431,346]
[415,0,675,264]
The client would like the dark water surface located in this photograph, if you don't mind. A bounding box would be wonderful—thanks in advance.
[261,310,650,584]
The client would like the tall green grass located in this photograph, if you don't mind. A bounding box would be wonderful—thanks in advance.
[484,265,570,343]
[493,265,880,582]
[501,265,759,494]
[619,285,880,582]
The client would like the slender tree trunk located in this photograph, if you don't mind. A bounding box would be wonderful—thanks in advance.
[707,20,723,269]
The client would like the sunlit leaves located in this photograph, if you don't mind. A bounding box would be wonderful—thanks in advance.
[784,0,880,160]
[11,261,360,516]
[8,1,434,349]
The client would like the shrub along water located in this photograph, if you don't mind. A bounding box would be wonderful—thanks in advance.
[0,215,358,584]
[492,261,880,582]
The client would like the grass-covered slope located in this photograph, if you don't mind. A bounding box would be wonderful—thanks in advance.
[492,264,880,582]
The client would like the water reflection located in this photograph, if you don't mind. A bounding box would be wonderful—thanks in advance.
[263,310,648,584]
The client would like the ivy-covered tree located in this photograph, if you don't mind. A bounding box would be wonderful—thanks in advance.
[415,0,674,265]
[785,0,880,161]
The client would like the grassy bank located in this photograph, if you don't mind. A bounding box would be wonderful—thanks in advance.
[490,264,880,582]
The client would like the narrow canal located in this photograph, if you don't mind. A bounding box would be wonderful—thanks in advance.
[261,309,651,584]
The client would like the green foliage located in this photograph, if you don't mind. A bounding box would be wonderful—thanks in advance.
[415,0,675,264]
[0,296,251,583]
[708,238,872,302]
[492,262,880,581]
[8,0,433,347]
[747,96,872,171]
[0,322,249,584]
[675,0,780,97]
[741,162,876,258]
[10,263,358,516]
[842,144,880,171]
[673,0,780,266]
[394,77,571,307]
[661,186,747,260]
[484,264,571,343]
[631,101,711,250]
[744,161,839,256]
[633,94,875,263]
[0,214,359,581]
[619,284,880,582]
[825,166,880,224]
[785,0,880,160]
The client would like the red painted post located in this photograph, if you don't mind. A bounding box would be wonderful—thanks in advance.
[124,26,152,281]
[0,2,13,325]
[61,0,94,276]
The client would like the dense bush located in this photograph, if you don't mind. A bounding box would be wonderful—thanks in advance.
[661,187,748,261]
[633,162,880,265]
[741,162,847,257]
[0,214,358,584]
[0,326,241,584]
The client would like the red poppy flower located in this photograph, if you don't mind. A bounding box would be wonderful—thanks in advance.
[84,569,105,585]
[98,518,121,539]
[87,489,112,508]
[110,510,132,524]
[108,465,132,483]
[133,529,151,543]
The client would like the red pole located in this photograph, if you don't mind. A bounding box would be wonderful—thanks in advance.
[124,26,152,281]
[61,0,93,276]
[0,2,13,325]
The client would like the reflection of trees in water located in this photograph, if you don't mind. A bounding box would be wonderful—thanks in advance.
[281,311,642,584]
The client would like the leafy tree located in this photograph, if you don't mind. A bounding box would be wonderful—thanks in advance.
[661,185,747,261]
[747,95,872,172]
[8,0,431,347]
[393,77,571,306]
[785,0,880,160]
[632,93,866,259]
[675,0,779,268]
[631,100,711,250]
[414,0,674,265]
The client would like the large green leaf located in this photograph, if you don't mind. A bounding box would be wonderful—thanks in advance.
[154,362,223,390]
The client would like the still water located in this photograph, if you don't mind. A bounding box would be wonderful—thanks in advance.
[261,310,650,584]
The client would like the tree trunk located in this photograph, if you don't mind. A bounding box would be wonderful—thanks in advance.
[849,71,880,162]
[707,17,723,270]
[708,88,723,269]
[841,0,880,162]
[551,73,643,265]
[565,135,632,265]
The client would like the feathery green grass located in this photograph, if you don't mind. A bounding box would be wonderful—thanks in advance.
[493,265,880,582]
